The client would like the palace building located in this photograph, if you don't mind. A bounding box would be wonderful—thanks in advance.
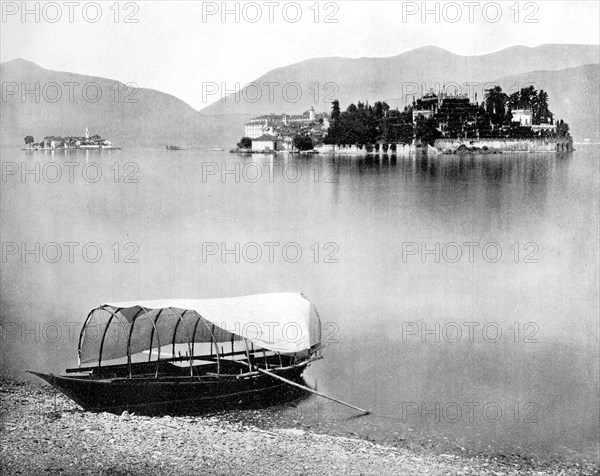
[244,107,318,138]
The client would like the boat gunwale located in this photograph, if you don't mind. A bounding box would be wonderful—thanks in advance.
[57,355,321,383]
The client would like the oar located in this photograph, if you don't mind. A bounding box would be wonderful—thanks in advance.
[254,366,370,415]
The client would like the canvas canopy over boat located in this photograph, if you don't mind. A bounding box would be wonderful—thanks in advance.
[79,292,321,373]
[29,293,325,413]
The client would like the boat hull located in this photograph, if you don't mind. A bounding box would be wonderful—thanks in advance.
[29,367,307,414]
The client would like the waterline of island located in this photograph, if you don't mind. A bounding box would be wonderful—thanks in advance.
[231,138,573,156]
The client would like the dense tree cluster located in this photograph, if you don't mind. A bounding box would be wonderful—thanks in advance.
[325,100,415,146]
[508,86,552,125]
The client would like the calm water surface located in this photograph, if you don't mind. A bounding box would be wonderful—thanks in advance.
[1,145,598,462]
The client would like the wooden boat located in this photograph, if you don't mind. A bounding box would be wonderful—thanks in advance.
[30,293,323,414]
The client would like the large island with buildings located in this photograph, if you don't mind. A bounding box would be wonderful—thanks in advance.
[235,86,572,155]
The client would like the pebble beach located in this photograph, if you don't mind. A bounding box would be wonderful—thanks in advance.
[0,379,598,476]
[0,380,599,476]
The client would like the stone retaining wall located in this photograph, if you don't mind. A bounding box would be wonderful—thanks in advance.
[315,144,415,155]
[313,139,572,155]
[433,138,573,153]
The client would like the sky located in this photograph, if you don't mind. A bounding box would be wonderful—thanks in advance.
[1,1,599,109]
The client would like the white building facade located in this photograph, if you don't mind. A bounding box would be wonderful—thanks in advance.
[512,109,533,126]
[244,108,318,138]
[252,135,283,151]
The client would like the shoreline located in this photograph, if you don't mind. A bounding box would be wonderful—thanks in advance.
[20,147,122,151]
[1,379,597,475]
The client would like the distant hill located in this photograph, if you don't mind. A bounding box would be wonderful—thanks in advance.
[200,44,600,119]
[0,58,242,148]
[381,64,600,141]
[492,64,600,141]
[2,44,599,147]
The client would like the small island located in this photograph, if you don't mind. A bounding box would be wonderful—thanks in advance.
[23,128,119,150]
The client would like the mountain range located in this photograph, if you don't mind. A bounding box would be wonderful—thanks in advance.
[0,59,234,148]
[1,44,599,148]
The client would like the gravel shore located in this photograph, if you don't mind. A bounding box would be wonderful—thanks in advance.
[1,379,597,476]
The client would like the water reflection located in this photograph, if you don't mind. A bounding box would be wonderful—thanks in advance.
[321,152,566,186]
[237,151,572,194]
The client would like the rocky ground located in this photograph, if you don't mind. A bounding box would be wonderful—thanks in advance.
[1,379,598,476]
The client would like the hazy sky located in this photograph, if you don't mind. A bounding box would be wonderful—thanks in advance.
[1,1,599,109]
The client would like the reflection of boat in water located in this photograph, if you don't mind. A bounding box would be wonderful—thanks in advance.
[166,145,185,150]
[29,293,323,414]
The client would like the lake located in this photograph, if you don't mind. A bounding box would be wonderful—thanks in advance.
[1,145,598,463]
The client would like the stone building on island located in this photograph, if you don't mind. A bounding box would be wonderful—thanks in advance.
[251,135,284,152]
[244,107,325,138]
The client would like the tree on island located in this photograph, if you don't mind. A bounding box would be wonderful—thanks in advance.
[293,134,314,151]
[556,120,570,138]
[373,101,390,118]
[237,137,252,149]
[485,86,508,127]
[24,135,34,145]
[414,116,441,146]
[535,90,552,124]
[509,85,536,110]
[331,100,341,123]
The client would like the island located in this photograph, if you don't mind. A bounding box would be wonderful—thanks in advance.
[23,128,119,150]
[233,86,573,155]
